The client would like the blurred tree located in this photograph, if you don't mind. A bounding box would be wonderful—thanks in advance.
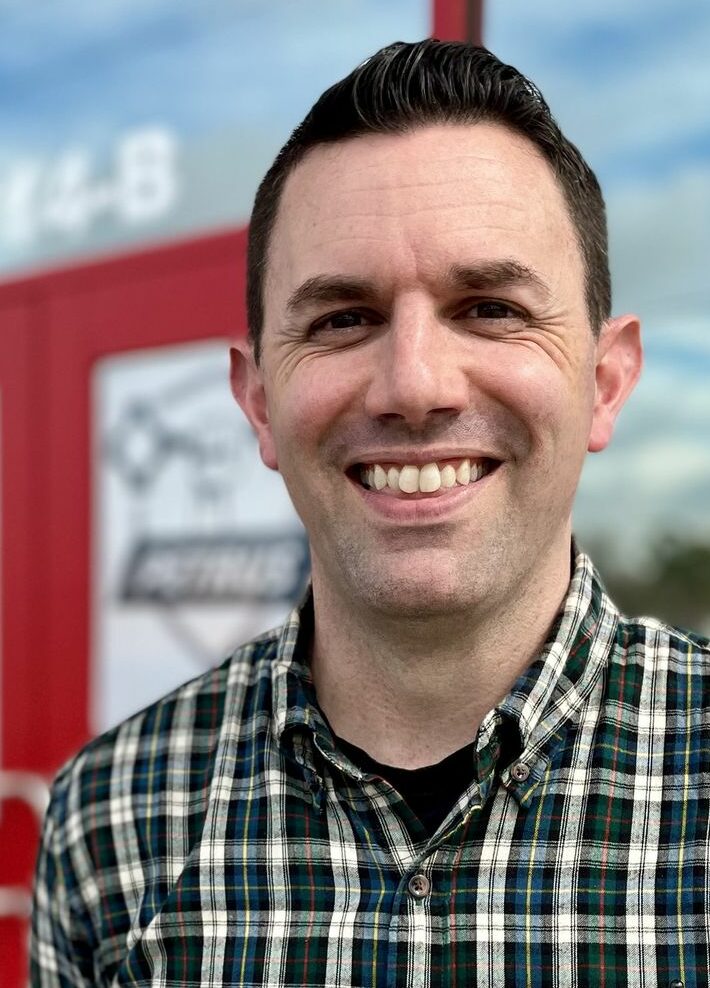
[590,538,710,637]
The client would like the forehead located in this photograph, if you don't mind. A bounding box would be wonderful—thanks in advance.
[265,122,583,316]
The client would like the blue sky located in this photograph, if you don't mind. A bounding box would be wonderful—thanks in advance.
[0,0,430,148]
[1,0,708,564]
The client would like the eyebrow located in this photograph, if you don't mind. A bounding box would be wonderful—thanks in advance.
[284,260,551,315]
[285,276,379,315]
[445,260,552,301]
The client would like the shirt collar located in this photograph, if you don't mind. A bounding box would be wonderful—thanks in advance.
[498,544,617,740]
[270,587,330,750]
[493,542,620,803]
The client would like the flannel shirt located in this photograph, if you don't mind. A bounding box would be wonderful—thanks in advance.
[31,547,710,987]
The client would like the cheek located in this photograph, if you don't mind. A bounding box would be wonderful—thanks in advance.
[485,349,593,453]
[486,350,561,422]
[269,374,349,463]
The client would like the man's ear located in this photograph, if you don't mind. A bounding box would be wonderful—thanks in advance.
[229,341,279,470]
[588,314,643,453]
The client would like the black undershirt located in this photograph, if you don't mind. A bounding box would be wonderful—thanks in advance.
[335,735,478,838]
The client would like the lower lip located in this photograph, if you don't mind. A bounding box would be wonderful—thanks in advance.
[350,468,498,523]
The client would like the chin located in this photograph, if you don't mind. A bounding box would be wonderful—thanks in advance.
[351,568,485,620]
[314,536,509,620]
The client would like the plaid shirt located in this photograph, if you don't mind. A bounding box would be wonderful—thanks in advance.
[31,548,710,987]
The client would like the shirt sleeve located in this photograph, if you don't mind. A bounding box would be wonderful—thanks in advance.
[30,775,99,987]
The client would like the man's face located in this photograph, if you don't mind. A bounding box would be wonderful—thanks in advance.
[233,122,639,619]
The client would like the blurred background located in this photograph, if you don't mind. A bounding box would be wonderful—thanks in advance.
[1,1,708,981]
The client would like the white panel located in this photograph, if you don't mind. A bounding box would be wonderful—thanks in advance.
[92,340,306,733]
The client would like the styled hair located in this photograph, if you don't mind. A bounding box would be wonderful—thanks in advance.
[247,39,610,361]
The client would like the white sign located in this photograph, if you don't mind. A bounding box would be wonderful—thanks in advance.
[92,341,307,733]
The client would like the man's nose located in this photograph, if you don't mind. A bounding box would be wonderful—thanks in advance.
[364,309,469,427]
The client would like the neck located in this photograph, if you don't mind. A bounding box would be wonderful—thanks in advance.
[309,542,572,769]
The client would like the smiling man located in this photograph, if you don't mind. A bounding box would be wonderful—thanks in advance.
[32,41,710,988]
[234,114,636,774]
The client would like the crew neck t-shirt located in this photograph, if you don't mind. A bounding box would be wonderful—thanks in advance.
[334,735,478,837]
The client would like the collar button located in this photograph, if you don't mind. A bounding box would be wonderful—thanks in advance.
[510,760,530,782]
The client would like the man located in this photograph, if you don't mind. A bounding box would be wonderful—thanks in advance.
[32,40,709,987]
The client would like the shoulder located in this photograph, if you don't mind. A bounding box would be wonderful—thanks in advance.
[47,624,282,835]
[33,624,289,972]
[616,610,710,662]
[612,610,710,710]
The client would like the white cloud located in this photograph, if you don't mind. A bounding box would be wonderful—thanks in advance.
[609,167,710,311]
[623,437,710,495]
[487,3,710,162]
[575,353,710,564]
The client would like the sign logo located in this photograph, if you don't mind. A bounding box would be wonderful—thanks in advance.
[94,343,307,729]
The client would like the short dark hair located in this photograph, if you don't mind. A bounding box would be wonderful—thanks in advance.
[247,39,610,361]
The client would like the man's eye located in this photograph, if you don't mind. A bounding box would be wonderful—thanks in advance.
[311,309,378,333]
[467,301,521,319]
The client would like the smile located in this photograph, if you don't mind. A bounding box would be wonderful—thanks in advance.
[356,457,497,497]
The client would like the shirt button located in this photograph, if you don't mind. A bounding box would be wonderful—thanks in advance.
[407,873,431,898]
[669,981,684,988]
[510,761,530,782]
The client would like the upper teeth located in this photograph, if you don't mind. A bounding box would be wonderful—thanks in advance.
[360,458,487,494]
